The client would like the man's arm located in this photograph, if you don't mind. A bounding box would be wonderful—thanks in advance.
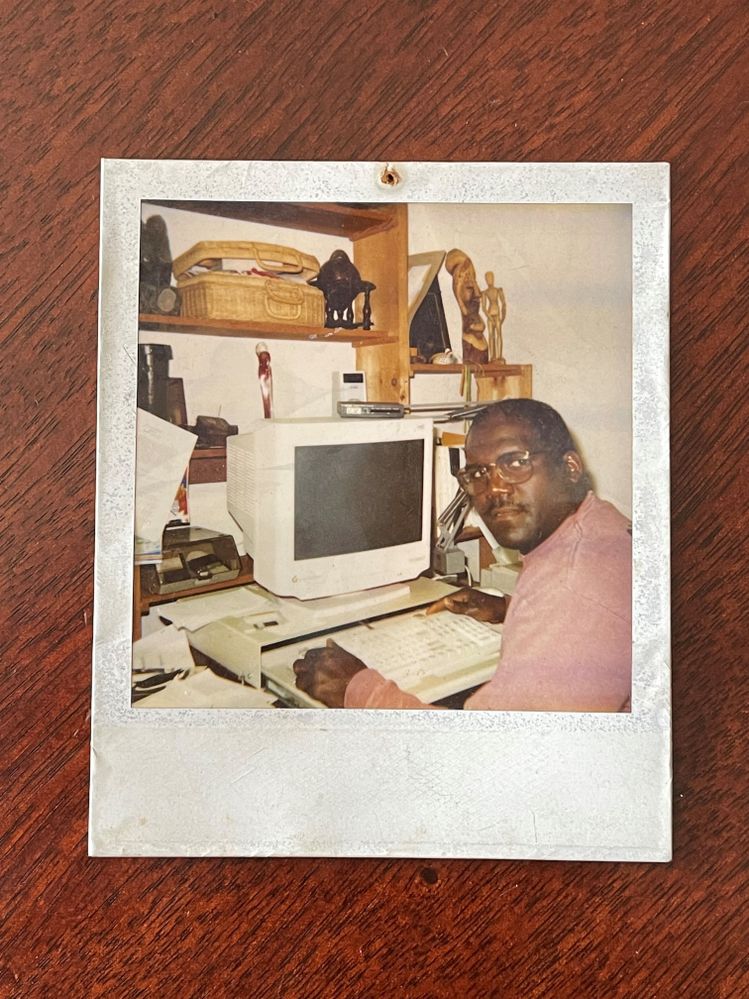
[426,587,507,623]
[344,668,444,710]
[293,641,443,710]
[292,641,367,708]
[293,587,507,709]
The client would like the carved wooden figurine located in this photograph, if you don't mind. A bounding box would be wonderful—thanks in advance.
[481,272,507,363]
[256,342,273,419]
[444,249,489,364]
[308,250,375,329]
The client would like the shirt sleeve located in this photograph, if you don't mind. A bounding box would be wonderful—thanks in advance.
[344,668,442,710]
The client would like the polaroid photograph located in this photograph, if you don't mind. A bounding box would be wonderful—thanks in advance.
[90,160,671,859]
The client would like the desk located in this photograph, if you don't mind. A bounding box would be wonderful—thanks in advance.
[133,578,487,708]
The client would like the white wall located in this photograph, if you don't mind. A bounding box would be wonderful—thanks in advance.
[409,203,632,516]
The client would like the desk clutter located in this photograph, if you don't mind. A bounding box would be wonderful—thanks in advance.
[132,612,278,708]
[133,578,499,709]
[132,658,278,709]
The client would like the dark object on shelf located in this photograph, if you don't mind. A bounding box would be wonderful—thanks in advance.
[139,215,181,315]
[137,344,173,420]
[139,282,181,316]
[337,400,405,418]
[185,415,238,448]
[167,377,188,426]
[140,527,242,596]
[410,273,451,362]
[308,250,375,329]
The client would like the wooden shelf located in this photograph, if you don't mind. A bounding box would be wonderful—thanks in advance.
[410,362,530,375]
[139,313,395,345]
[145,200,395,241]
[410,361,533,401]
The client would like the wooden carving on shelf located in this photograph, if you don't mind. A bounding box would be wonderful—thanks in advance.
[445,248,489,364]
[481,272,507,363]
[256,342,273,418]
[308,250,376,330]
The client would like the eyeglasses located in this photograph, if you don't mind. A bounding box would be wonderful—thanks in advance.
[456,450,551,494]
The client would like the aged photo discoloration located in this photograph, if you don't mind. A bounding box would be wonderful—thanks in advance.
[132,200,632,715]
[90,161,670,859]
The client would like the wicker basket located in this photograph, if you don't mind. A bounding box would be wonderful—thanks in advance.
[172,240,320,281]
[177,271,325,326]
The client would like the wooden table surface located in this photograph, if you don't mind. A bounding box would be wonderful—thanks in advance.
[2,2,746,996]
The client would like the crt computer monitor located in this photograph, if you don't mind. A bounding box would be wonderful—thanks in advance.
[226,417,434,600]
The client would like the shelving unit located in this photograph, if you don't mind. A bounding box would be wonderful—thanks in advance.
[145,200,397,240]
[140,200,530,404]
[140,199,410,403]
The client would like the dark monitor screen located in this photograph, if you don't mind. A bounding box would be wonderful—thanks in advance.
[294,440,425,560]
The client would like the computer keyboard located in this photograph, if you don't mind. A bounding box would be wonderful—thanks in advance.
[334,611,502,703]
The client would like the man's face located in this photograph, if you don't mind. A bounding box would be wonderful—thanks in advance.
[464,416,583,554]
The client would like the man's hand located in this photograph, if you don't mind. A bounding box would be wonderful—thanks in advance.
[425,587,507,624]
[292,640,367,708]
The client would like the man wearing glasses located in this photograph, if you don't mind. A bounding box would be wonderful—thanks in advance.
[294,399,632,713]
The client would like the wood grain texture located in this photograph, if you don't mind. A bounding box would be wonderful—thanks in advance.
[1,0,747,996]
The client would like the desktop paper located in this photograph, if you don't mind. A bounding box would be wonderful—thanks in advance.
[135,409,197,545]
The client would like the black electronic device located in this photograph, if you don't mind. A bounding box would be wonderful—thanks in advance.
[337,400,405,419]
[141,527,242,596]
[138,343,173,420]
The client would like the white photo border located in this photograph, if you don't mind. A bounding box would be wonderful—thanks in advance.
[90,160,671,859]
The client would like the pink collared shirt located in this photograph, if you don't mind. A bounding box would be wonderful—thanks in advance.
[344,493,632,713]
